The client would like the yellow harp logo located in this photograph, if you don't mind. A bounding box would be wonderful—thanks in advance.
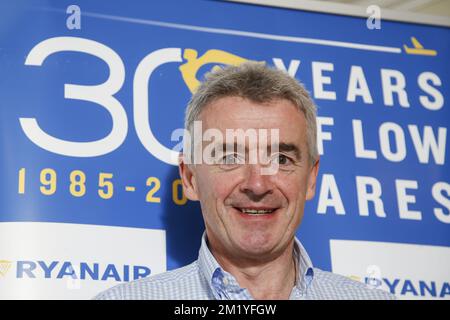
[179,49,257,93]
[0,260,12,277]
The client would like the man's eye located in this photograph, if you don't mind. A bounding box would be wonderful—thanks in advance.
[219,153,242,165]
[273,154,293,165]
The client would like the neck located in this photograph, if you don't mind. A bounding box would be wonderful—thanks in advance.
[210,240,298,300]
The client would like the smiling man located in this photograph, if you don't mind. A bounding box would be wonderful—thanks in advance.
[95,62,395,300]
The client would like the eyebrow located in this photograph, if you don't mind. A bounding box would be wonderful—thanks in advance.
[210,142,302,161]
[210,143,245,157]
[275,143,302,161]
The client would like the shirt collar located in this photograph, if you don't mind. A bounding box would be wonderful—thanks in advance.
[197,233,248,299]
[197,232,315,299]
[293,237,315,294]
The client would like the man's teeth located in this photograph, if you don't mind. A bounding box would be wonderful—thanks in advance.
[239,208,275,214]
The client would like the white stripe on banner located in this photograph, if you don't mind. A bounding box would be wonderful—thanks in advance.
[39,7,402,54]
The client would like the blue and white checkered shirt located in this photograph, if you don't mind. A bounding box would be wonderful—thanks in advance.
[95,234,395,300]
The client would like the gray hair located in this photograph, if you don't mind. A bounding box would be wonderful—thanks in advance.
[184,62,318,164]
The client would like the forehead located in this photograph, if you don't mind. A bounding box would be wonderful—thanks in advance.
[199,96,307,145]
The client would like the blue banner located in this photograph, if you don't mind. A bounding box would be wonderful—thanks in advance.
[0,0,448,299]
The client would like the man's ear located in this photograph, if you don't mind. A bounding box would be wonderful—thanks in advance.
[306,157,320,200]
[178,153,199,201]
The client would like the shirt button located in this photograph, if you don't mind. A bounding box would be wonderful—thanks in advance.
[223,278,229,285]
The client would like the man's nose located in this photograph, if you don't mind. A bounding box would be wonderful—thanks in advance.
[239,164,274,200]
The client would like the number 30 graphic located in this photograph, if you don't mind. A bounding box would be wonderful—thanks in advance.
[20,36,183,165]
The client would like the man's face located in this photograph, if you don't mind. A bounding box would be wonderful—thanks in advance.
[180,96,319,261]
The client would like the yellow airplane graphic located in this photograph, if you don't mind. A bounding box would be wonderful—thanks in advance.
[403,37,437,56]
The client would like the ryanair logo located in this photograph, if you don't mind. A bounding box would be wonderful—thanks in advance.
[348,275,450,299]
[0,259,151,282]
[0,260,12,277]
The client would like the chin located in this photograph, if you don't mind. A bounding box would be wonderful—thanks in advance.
[235,232,277,256]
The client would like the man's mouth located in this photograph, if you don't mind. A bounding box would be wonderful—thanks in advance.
[233,207,278,215]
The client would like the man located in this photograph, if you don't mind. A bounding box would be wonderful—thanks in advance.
[95,62,394,300]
